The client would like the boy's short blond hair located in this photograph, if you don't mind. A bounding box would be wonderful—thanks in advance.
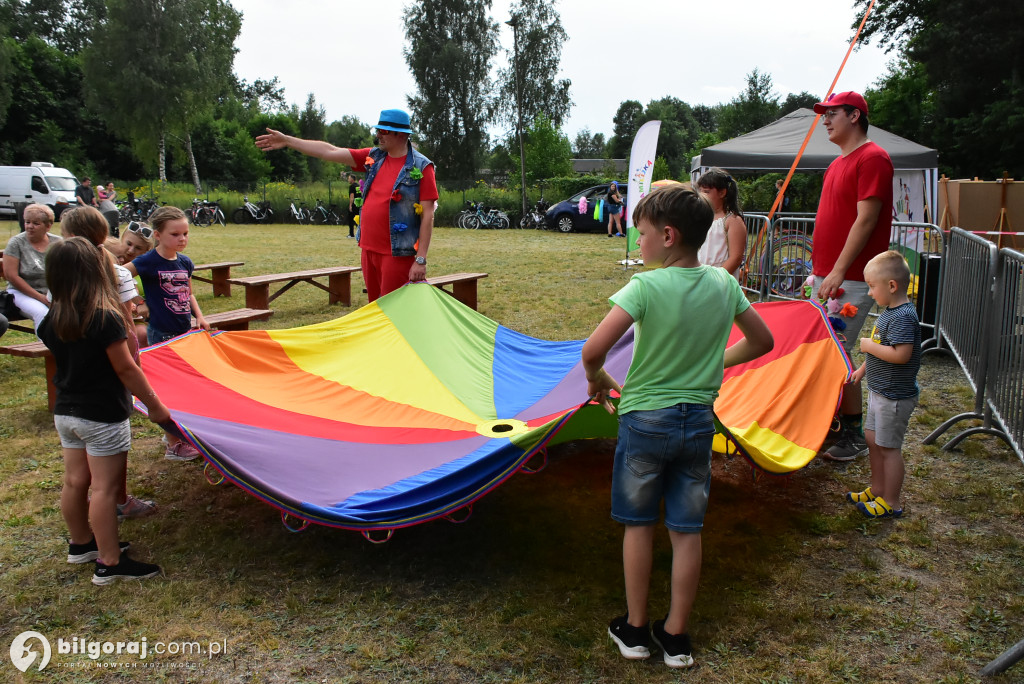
[631,183,713,249]
[866,250,911,291]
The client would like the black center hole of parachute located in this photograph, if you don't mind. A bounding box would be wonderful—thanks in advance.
[492,423,514,433]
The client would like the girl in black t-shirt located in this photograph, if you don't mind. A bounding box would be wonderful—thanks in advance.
[38,237,172,585]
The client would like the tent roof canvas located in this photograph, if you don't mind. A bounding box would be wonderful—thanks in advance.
[692,108,938,173]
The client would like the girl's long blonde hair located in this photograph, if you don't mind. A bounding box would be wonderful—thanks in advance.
[45,237,129,342]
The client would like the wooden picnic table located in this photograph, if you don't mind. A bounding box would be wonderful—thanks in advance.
[227,266,361,310]
[424,273,488,310]
[192,261,244,297]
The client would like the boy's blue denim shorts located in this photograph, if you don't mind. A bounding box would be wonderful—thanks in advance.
[610,404,715,533]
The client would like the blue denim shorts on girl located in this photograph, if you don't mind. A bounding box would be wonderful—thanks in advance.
[610,403,716,533]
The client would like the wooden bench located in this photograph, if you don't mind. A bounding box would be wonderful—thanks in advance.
[202,307,273,330]
[227,266,361,310]
[0,308,273,410]
[0,341,56,410]
[424,273,488,310]
[192,261,244,297]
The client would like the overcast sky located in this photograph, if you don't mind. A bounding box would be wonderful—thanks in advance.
[231,0,895,141]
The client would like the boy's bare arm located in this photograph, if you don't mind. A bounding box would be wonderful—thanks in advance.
[860,339,913,364]
[723,307,774,368]
[582,305,633,413]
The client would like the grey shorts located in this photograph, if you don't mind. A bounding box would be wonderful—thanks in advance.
[814,277,875,356]
[54,415,131,456]
[864,391,918,449]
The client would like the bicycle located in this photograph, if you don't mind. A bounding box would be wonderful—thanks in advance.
[232,196,274,224]
[288,198,311,224]
[518,199,549,230]
[204,198,225,226]
[309,198,342,225]
[465,203,510,230]
[456,201,477,229]
[189,198,212,226]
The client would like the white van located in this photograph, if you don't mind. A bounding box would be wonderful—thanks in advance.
[0,162,80,219]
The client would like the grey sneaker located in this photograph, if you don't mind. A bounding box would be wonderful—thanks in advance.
[822,432,868,461]
[117,495,157,521]
[165,441,201,461]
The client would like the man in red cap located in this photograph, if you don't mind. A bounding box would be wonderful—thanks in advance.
[811,91,894,462]
[256,108,437,302]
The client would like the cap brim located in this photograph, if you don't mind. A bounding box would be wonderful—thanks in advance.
[375,125,413,134]
[812,102,830,114]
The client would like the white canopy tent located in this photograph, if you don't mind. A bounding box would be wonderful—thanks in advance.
[691,109,939,222]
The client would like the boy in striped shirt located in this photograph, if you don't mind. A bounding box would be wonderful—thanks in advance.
[846,250,921,518]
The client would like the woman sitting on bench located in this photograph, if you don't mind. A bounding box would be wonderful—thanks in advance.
[3,203,63,332]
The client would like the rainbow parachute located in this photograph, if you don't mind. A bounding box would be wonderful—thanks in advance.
[138,285,849,533]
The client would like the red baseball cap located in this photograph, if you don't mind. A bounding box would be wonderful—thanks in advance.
[813,91,869,115]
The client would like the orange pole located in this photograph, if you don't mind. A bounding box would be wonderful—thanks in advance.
[759,0,878,256]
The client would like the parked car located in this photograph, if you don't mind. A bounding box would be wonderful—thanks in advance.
[545,182,628,233]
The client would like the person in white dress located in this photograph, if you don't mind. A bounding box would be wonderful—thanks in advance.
[695,168,746,281]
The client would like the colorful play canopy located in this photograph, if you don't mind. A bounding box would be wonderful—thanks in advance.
[138,284,850,533]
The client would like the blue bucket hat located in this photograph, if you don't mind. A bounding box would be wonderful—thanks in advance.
[375,109,413,134]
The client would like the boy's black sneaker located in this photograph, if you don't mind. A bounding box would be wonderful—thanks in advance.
[608,614,651,659]
[67,538,130,564]
[92,555,161,585]
[652,619,695,669]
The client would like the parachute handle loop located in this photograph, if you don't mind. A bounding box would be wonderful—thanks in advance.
[444,504,473,524]
[281,511,311,533]
[520,448,548,474]
[362,529,395,544]
[203,462,225,486]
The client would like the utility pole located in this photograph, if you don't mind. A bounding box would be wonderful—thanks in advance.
[505,14,528,220]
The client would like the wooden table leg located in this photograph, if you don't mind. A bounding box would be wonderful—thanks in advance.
[328,272,352,306]
[211,266,231,297]
[452,281,479,310]
[245,284,270,310]
[44,355,57,412]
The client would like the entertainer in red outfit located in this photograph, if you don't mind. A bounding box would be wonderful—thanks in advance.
[811,91,894,462]
[256,109,437,301]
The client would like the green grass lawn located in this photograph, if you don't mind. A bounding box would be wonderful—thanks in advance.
[1,220,1021,683]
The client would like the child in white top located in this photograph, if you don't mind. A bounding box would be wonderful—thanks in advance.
[695,168,746,280]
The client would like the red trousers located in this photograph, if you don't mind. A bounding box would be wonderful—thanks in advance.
[361,250,414,302]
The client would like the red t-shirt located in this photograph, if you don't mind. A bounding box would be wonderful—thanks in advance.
[349,148,438,255]
[812,141,894,282]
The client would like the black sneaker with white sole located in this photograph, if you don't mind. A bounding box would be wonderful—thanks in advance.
[608,614,650,659]
[92,555,161,585]
[67,538,130,564]
[822,432,868,461]
[652,619,695,668]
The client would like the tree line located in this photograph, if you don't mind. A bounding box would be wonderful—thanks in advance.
[0,0,1018,191]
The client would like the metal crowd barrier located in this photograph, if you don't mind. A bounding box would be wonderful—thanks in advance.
[922,228,1004,451]
[987,248,1024,461]
[887,222,947,345]
[741,216,814,303]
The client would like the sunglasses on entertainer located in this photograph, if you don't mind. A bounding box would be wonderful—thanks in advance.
[127,221,154,239]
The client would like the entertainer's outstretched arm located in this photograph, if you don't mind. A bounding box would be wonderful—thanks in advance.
[255,128,357,166]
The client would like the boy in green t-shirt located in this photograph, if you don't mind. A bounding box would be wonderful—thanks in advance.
[582,184,774,668]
